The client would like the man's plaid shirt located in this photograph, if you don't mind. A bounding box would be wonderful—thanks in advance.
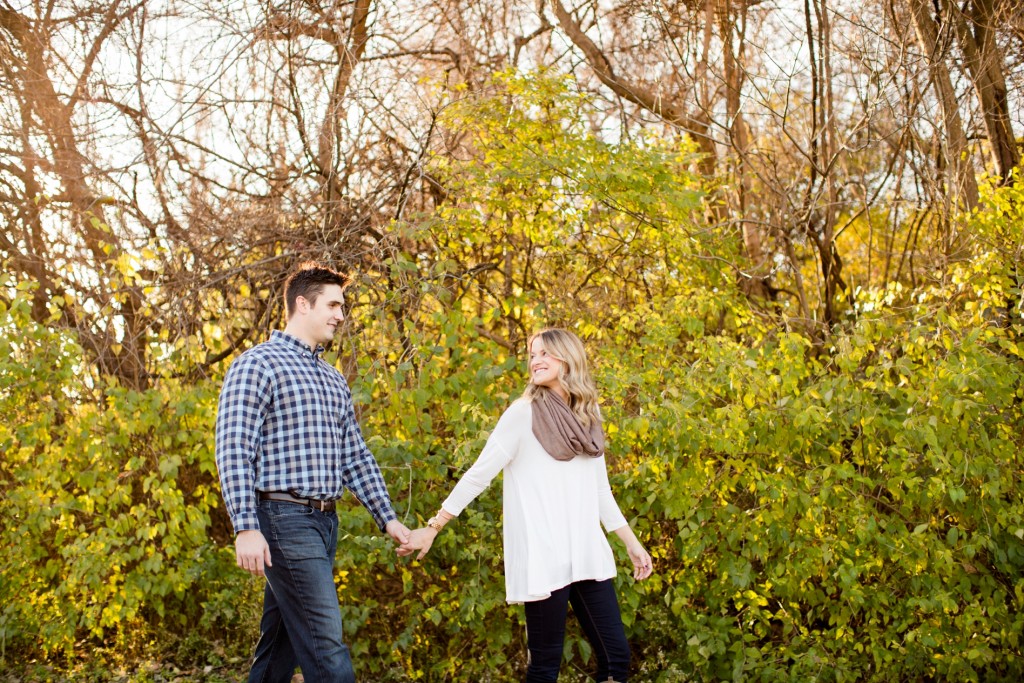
[215,330,398,534]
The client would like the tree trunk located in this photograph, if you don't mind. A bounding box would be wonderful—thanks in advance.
[905,0,980,208]
[0,4,150,389]
[945,0,1020,182]
[717,0,766,274]
[316,0,373,180]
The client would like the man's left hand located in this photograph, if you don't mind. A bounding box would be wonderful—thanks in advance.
[385,519,412,545]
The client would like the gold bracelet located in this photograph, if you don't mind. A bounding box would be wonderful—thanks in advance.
[427,516,445,532]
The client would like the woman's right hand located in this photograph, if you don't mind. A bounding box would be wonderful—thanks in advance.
[397,527,438,560]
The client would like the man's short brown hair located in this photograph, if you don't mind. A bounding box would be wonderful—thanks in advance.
[283,262,351,318]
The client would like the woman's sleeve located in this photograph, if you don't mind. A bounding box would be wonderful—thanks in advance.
[441,401,526,516]
[597,455,629,532]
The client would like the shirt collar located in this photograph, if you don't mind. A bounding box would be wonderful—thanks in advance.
[271,330,325,358]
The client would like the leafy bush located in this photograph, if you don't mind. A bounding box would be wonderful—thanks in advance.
[1,79,1022,683]
[0,286,251,665]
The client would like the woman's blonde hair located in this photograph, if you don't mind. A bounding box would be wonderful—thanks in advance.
[523,328,601,426]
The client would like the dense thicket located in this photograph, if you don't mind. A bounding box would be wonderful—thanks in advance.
[2,74,1023,681]
[2,0,1024,679]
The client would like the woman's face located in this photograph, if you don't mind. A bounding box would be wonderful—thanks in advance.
[529,336,565,390]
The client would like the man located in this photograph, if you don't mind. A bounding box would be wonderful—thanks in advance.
[216,262,411,683]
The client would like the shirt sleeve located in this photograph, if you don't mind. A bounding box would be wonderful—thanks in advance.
[337,378,398,531]
[442,401,525,516]
[596,455,629,533]
[215,354,272,534]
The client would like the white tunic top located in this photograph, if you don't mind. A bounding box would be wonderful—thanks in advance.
[441,398,629,603]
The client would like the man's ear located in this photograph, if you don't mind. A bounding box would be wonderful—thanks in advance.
[294,295,310,314]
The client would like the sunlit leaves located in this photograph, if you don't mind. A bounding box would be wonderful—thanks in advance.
[0,289,240,660]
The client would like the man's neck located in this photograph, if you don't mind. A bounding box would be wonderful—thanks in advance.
[281,323,317,351]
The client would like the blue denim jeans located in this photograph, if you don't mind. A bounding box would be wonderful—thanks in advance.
[523,579,631,682]
[248,500,355,683]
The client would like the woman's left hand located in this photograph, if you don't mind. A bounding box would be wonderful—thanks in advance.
[626,542,653,581]
[397,527,438,561]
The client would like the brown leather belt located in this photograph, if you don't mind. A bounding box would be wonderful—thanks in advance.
[259,491,336,511]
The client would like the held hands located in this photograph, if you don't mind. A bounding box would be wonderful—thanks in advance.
[238,521,413,578]
[385,519,412,546]
[396,527,437,560]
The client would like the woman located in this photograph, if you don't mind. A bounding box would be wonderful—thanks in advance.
[398,328,653,683]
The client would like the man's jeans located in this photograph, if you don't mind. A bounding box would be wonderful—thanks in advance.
[523,579,631,683]
[249,500,355,683]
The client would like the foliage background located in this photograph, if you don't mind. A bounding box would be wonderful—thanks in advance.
[2,73,1023,682]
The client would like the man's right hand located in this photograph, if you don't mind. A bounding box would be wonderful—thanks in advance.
[235,530,272,577]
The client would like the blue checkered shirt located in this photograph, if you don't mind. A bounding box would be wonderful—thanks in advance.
[215,330,398,534]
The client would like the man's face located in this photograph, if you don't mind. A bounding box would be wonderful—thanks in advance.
[300,283,346,345]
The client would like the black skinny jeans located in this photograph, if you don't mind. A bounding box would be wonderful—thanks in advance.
[523,579,631,683]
